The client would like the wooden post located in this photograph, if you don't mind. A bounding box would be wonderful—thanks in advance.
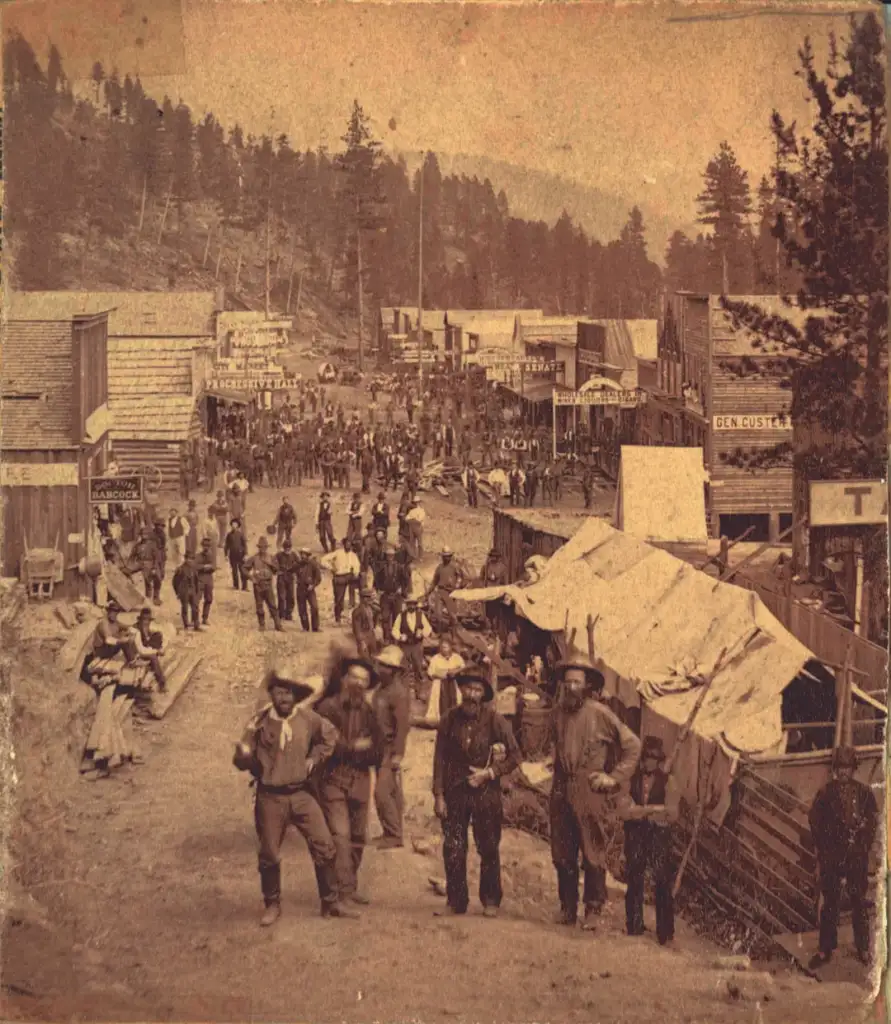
[137,173,148,234]
[202,225,212,268]
[853,553,865,636]
[156,183,173,245]
[551,397,557,460]
[833,644,853,751]
[233,248,244,295]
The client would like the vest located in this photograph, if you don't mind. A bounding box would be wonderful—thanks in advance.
[398,610,424,643]
[168,516,185,539]
[630,768,668,807]
[318,501,331,522]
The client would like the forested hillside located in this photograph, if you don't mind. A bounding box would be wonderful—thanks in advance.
[4,32,790,325]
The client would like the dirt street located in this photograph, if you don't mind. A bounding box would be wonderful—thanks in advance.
[4,482,874,1023]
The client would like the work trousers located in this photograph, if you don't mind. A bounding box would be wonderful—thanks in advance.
[199,579,213,622]
[253,582,281,628]
[361,471,371,493]
[441,783,503,912]
[277,572,295,620]
[467,485,478,508]
[179,595,200,629]
[230,558,249,590]
[550,790,609,917]
[277,524,293,550]
[401,642,427,698]
[624,822,675,943]
[296,589,320,632]
[332,574,351,623]
[215,516,228,546]
[319,772,371,899]
[374,751,404,842]
[142,569,162,602]
[255,787,338,908]
[818,850,871,956]
[355,630,379,660]
[379,593,403,640]
[408,522,423,559]
[318,520,336,552]
[348,576,360,609]
[347,519,363,545]
[168,537,184,570]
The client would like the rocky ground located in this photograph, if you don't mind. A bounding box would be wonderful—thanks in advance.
[3,453,879,1023]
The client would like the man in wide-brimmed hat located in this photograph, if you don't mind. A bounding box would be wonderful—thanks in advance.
[433,669,520,918]
[550,653,641,932]
[622,735,679,945]
[314,655,381,904]
[233,660,357,926]
[808,745,878,969]
[371,646,411,849]
[244,536,282,632]
[392,595,433,703]
[294,545,322,633]
[374,545,408,640]
[351,587,379,659]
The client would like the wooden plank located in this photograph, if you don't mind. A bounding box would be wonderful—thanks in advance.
[148,652,203,719]
[734,817,817,889]
[104,562,146,612]
[736,779,813,848]
[717,823,817,909]
[58,620,98,673]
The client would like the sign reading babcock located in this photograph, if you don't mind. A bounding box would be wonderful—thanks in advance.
[89,475,144,505]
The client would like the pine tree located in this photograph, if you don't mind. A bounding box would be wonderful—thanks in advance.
[696,141,753,293]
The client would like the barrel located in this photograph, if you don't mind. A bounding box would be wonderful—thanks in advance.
[519,705,554,761]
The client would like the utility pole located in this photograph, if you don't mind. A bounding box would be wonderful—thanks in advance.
[417,153,425,393]
[356,195,365,372]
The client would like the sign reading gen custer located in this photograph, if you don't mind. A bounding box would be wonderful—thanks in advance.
[89,475,145,505]
[712,414,792,431]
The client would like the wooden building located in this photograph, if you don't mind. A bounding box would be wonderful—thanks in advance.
[1,310,112,597]
[641,293,808,541]
[8,291,220,489]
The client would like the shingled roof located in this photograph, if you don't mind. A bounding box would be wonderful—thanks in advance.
[1,320,75,449]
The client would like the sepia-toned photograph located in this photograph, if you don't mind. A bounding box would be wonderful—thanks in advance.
[1,1,887,1021]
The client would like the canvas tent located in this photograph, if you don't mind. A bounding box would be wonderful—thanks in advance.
[614,445,708,544]
[452,516,816,821]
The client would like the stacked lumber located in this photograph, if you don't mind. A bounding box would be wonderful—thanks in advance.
[0,578,27,647]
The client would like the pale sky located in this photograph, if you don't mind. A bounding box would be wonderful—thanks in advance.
[4,0,869,228]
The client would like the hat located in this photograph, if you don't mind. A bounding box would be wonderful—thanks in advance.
[641,736,666,762]
[321,491,330,498]
[339,656,379,688]
[385,545,396,555]
[137,606,153,619]
[258,537,270,549]
[298,545,311,554]
[283,538,293,549]
[359,587,374,598]
[106,599,123,613]
[375,646,405,670]
[231,518,242,527]
[834,745,858,769]
[264,662,319,704]
[455,670,495,703]
[556,654,605,691]
[488,548,499,558]
[441,547,453,557]
[201,536,212,546]
[377,491,386,499]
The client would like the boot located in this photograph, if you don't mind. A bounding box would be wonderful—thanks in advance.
[556,907,577,926]
[260,903,281,927]
[322,901,361,919]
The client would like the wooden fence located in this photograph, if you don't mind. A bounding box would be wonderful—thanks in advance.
[734,573,888,695]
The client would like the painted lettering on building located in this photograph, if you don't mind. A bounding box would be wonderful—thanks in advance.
[1,463,79,487]
[712,414,792,431]
[809,479,888,527]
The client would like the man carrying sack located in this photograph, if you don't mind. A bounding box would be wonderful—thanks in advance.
[232,662,359,926]
[549,654,641,931]
[432,670,520,918]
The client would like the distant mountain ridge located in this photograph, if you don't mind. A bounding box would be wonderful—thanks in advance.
[427,152,694,266]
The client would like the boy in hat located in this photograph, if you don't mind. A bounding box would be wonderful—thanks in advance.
[244,537,283,632]
[352,588,379,659]
[433,670,520,917]
[550,654,641,931]
[808,745,878,968]
[371,646,411,849]
[315,656,382,905]
[224,518,249,590]
[623,735,679,945]
[233,662,356,926]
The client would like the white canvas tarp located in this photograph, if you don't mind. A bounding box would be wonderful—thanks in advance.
[613,446,708,544]
[453,516,813,757]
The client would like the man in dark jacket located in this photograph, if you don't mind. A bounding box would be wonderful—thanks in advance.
[433,670,520,918]
[224,518,249,590]
[195,536,217,626]
[623,735,680,945]
[233,662,358,926]
[371,646,411,850]
[315,657,382,905]
[550,655,641,931]
[133,526,164,606]
[276,496,296,550]
[294,546,322,633]
[317,492,336,553]
[275,538,300,622]
[173,554,201,631]
[370,492,390,535]
[352,588,379,659]
[808,745,879,968]
[374,546,407,640]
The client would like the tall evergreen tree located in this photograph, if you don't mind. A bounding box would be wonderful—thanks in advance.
[696,141,753,293]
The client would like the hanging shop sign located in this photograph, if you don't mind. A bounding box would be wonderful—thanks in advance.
[809,479,888,528]
[553,388,648,407]
[712,414,792,431]
[88,475,145,505]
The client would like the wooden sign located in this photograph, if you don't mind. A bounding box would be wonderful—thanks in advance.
[712,414,791,431]
[1,462,79,487]
[89,475,145,505]
[809,479,888,527]
[554,388,648,407]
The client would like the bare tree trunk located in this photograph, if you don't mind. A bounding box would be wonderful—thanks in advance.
[80,223,92,279]
[234,248,243,294]
[286,262,297,314]
[294,270,305,321]
[357,216,364,372]
[137,174,148,234]
[157,183,173,245]
[721,248,729,295]
[215,230,225,280]
[202,224,213,267]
